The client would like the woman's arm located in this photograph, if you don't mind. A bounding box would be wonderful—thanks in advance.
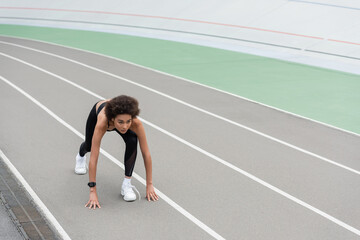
[131,118,159,201]
[85,117,106,209]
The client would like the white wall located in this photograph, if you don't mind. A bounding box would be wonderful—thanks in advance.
[1,0,359,74]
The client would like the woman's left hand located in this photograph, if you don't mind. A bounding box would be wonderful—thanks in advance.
[146,184,159,201]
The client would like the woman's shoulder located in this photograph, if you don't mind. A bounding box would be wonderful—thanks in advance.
[95,99,110,111]
[130,118,143,130]
[95,110,108,131]
[132,117,142,126]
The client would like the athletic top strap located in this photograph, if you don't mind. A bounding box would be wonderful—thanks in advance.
[96,102,106,115]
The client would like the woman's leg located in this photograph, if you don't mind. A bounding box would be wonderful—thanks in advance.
[75,103,97,174]
[79,104,98,156]
[119,129,138,177]
[119,129,138,201]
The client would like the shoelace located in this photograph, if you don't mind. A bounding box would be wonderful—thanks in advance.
[125,184,141,201]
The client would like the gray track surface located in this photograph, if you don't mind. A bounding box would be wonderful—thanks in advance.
[0,36,359,240]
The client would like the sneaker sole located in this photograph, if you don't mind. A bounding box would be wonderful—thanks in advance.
[121,191,136,201]
[123,198,136,202]
[75,169,87,175]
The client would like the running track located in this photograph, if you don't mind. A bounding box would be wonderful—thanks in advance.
[0,36,360,239]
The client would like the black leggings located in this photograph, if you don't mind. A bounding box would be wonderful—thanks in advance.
[79,103,138,177]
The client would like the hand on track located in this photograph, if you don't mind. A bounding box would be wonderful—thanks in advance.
[85,191,101,209]
[146,184,159,202]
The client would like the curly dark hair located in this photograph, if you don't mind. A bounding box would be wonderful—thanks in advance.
[105,95,140,120]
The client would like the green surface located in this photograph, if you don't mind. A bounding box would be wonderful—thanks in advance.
[1,24,359,134]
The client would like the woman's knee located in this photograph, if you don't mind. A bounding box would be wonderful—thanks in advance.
[79,141,91,156]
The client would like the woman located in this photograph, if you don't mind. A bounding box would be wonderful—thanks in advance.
[75,95,159,209]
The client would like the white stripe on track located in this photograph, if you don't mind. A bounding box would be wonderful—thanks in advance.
[0,149,71,240]
[1,55,360,237]
[0,41,359,177]
[0,75,225,240]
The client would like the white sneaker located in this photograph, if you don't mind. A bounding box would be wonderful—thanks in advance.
[121,182,140,202]
[75,153,87,175]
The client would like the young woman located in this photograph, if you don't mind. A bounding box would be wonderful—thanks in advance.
[75,95,159,209]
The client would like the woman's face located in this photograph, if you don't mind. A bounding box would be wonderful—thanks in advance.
[113,114,132,134]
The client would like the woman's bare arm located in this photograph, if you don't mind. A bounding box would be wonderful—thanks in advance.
[85,115,107,209]
[131,118,159,201]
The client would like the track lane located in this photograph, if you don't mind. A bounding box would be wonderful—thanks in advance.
[0,71,217,239]
[0,41,360,238]
[0,35,359,171]
[3,38,358,177]
[1,45,360,222]
[1,76,358,239]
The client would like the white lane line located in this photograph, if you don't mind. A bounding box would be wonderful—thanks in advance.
[1,57,360,237]
[0,75,225,240]
[0,149,71,240]
[1,36,359,140]
[0,41,359,177]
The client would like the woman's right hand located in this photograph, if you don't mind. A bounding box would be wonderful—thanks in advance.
[85,189,101,209]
